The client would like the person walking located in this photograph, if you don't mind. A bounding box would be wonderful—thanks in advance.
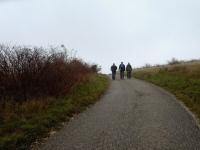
[111,63,117,80]
[119,62,125,79]
[126,63,132,79]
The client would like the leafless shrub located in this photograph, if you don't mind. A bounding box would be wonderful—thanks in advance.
[168,58,181,65]
[0,44,94,102]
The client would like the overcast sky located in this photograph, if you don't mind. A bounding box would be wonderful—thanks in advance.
[0,0,200,73]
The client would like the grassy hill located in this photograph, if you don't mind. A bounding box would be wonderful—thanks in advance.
[134,61,200,122]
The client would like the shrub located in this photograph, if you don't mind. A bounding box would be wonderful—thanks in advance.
[0,44,93,103]
[168,57,180,65]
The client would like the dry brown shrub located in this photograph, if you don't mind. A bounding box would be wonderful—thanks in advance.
[0,44,95,103]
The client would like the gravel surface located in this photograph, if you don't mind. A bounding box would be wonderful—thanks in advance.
[39,78,200,150]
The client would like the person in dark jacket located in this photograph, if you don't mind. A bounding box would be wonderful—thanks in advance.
[126,63,132,79]
[119,62,125,79]
[111,63,117,80]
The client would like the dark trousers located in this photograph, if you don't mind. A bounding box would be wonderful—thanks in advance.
[127,71,132,79]
[120,71,124,79]
[112,72,116,80]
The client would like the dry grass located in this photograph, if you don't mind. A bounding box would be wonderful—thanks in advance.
[0,98,54,123]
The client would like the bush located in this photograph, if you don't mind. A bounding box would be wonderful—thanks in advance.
[168,57,181,65]
[0,44,94,103]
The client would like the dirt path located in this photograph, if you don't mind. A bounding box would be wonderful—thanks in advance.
[39,78,200,150]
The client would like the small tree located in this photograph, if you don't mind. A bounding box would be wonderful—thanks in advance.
[168,58,180,65]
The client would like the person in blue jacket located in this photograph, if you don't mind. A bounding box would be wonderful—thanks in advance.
[119,62,125,79]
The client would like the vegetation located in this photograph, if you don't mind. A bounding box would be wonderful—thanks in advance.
[134,61,200,122]
[167,57,181,65]
[0,45,98,102]
[0,45,109,150]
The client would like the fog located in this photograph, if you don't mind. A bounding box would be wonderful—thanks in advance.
[0,0,200,73]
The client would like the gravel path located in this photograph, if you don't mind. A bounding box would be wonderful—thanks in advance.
[39,78,200,150]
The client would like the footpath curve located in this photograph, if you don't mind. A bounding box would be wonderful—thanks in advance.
[38,78,200,150]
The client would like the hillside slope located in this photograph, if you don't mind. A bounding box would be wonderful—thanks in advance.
[134,62,200,121]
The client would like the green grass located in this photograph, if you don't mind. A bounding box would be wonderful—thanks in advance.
[134,63,200,121]
[0,74,109,150]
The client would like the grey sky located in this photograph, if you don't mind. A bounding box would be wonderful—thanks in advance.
[0,0,200,73]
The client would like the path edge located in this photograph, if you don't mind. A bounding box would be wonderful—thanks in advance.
[134,78,200,130]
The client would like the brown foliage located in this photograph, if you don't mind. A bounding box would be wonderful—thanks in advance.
[0,44,94,102]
